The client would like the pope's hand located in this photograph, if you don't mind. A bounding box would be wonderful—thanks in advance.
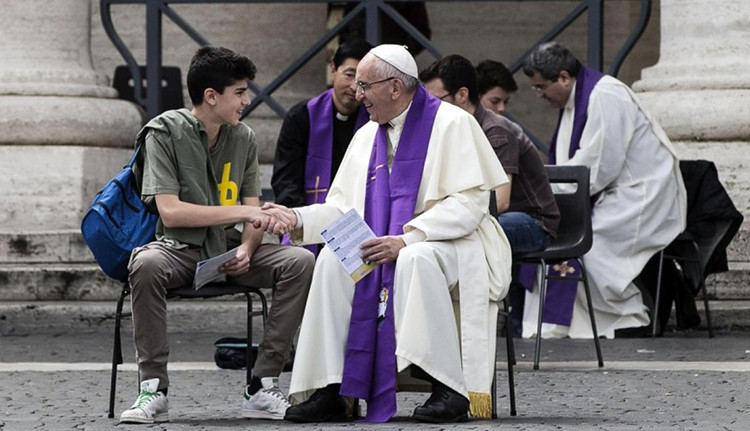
[359,235,406,265]
[254,202,297,235]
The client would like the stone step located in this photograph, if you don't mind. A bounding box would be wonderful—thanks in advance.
[1,261,749,302]
[726,223,749,262]
[0,263,123,301]
[0,230,94,264]
[2,216,745,263]
[0,300,265,337]
[706,262,750,300]
[0,299,746,336]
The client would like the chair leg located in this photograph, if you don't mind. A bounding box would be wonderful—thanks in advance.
[534,261,546,371]
[687,240,714,339]
[701,280,713,338]
[578,259,603,367]
[503,298,517,416]
[491,364,497,420]
[108,282,129,419]
[652,250,665,337]
[504,298,517,366]
[258,290,269,325]
[245,293,253,386]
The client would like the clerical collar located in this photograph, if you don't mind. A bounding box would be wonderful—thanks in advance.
[387,101,412,129]
[564,83,576,111]
[335,112,350,122]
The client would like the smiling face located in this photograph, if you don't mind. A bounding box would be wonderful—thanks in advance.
[529,71,573,109]
[212,79,250,126]
[355,56,401,125]
[330,58,361,115]
[480,86,511,115]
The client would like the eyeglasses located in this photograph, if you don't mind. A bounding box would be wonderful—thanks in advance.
[356,77,396,93]
[436,92,454,100]
[530,77,558,93]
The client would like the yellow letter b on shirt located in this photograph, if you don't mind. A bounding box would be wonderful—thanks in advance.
[218,162,238,206]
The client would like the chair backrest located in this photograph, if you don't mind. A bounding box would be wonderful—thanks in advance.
[543,165,592,260]
[112,65,184,113]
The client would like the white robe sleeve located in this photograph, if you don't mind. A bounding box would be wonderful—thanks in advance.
[564,82,638,195]
[404,187,488,241]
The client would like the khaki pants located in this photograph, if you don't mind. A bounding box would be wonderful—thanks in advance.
[128,242,314,390]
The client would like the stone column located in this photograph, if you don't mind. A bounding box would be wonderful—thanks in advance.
[633,0,750,216]
[0,0,143,232]
[633,0,749,313]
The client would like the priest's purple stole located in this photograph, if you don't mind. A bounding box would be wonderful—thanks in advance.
[281,89,369,251]
[340,86,440,422]
[521,66,604,326]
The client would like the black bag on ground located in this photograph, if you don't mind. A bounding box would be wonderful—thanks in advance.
[213,337,294,371]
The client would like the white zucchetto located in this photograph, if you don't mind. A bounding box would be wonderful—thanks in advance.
[369,44,418,78]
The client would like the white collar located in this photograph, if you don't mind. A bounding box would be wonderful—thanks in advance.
[564,82,576,111]
[388,101,412,129]
[335,112,349,122]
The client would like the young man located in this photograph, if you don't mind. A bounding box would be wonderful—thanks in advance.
[119,46,314,424]
[272,40,372,210]
[263,45,512,424]
[522,41,686,338]
[476,59,518,116]
[421,54,559,335]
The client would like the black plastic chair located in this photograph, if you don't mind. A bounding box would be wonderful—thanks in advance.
[112,65,184,114]
[652,220,736,338]
[651,160,743,338]
[514,165,603,370]
[107,281,268,418]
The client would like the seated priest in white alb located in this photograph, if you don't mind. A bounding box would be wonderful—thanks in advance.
[521,41,687,339]
[260,44,512,423]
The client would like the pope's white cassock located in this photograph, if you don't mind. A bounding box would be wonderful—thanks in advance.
[523,75,687,339]
[288,100,512,412]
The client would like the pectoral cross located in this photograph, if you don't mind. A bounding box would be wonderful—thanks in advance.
[305,176,328,203]
[553,260,577,277]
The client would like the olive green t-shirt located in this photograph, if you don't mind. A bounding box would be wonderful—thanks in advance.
[137,109,261,258]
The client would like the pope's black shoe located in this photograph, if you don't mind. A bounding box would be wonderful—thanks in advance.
[284,385,347,423]
[412,381,469,423]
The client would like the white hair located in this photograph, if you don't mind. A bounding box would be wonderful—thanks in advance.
[370,55,419,92]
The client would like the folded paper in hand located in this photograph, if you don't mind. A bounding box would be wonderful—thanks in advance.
[320,209,377,282]
[193,247,239,290]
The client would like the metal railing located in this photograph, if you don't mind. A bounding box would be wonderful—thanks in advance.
[101,0,652,150]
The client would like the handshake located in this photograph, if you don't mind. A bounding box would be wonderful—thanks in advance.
[251,203,297,235]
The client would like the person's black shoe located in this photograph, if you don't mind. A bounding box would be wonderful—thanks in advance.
[412,381,469,423]
[284,386,347,423]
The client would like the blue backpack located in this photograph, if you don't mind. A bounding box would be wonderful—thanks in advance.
[81,145,157,281]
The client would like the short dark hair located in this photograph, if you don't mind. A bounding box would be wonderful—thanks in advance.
[332,39,373,69]
[522,41,581,80]
[187,46,257,105]
[419,54,479,105]
[476,59,518,95]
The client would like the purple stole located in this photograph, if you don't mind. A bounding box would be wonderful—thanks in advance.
[340,86,440,422]
[281,89,369,251]
[521,66,604,326]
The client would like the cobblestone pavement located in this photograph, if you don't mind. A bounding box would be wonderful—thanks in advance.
[1,330,749,430]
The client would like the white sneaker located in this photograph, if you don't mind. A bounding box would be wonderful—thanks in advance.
[241,377,291,420]
[119,378,169,424]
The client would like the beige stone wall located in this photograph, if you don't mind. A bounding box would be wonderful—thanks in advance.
[425,0,660,149]
[89,0,661,162]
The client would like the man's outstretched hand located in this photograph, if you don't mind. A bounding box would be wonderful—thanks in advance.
[253,202,297,235]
